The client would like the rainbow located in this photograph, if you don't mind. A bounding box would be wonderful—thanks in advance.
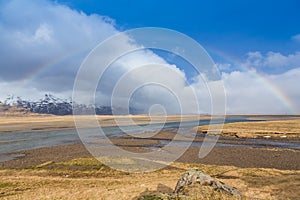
[20,48,88,88]
[19,45,296,114]
[207,47,295,114]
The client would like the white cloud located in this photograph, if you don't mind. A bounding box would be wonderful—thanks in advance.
[292,34,300,43]
[221,68,300,114]
[0,0,117,84]
[215,63,232,71]
[0,80,71,101]
[0,0,299,115]
[244,51,300,73]
[0,0,209,114]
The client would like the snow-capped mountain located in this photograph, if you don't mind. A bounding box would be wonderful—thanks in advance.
[2,94,72,115]
[1,94,140,115]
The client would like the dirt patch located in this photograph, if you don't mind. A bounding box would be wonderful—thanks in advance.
[1,140,300,170]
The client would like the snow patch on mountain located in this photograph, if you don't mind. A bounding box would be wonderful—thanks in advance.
[1,94,140,115]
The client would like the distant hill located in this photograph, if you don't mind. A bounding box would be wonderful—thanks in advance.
[0,103,38,117]
[1,94,141,116]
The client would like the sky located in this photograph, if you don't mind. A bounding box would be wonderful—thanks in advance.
[0,0,299,114]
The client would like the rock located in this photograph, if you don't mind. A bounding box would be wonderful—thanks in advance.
[174,169,242,199]
[137,169,242,200]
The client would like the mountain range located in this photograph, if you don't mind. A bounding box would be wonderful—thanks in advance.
[1,94,139,115]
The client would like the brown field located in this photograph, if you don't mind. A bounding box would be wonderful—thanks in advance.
[196,118,300,138]
[0,114,207,133]
[1,158,300,200]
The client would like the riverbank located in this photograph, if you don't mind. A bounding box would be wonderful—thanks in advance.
[1,114,299,134]
[1,138,299,170]
[0,115,208,133]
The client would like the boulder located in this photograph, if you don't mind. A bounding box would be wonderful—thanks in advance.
[174,169,242,199]
[137,169,242,200]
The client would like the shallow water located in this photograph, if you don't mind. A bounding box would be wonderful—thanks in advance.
[157,137,300,149]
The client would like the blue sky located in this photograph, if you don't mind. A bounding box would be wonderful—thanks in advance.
[0,0,299,114]
[60,0,300,58]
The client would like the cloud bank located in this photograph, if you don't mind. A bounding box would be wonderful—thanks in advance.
[0,0,299,114]
[244,51,300,73]
[0,0,117,86]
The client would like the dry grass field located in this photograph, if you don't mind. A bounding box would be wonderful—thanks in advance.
[196,119,300,138]
[0,114,206,133]
[1,158,300,200]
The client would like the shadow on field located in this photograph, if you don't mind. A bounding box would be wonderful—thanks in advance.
[134,183,173,200]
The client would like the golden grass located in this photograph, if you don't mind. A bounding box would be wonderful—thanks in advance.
[0,115,209,133]
[0,159,299,199]
[196,119,300,138]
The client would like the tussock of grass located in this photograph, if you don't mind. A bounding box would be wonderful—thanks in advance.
[55,157,136,171]
[58,158,101,167]
[0,182,15,189]
[53,158,108,171]
[33,161,54,169]
[98,156,136,165]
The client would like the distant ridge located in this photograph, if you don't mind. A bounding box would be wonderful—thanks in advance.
[1,94,141,116]
[0,103,39,117]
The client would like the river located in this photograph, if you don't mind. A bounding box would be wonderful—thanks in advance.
[0,116,299,162]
